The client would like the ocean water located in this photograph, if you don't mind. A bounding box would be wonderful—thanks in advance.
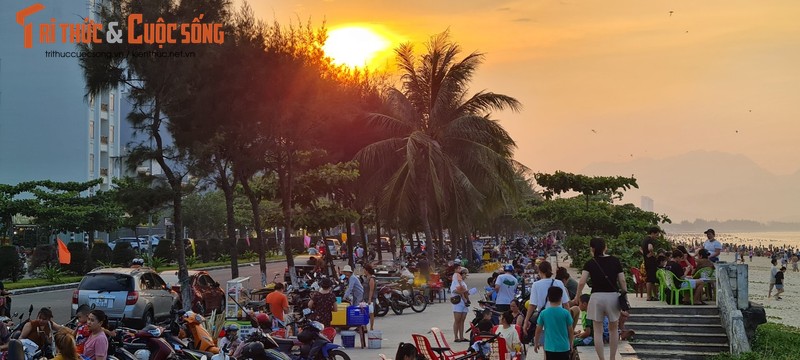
[668,231,800,250]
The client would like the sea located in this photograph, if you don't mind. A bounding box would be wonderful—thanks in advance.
[667,231,800,251]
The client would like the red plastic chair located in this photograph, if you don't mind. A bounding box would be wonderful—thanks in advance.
[488,325,525,359]
[631,267,646,298]
[429,327,468,358]
[413,333,460,360]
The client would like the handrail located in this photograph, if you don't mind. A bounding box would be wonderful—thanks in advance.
[716,264,751,355]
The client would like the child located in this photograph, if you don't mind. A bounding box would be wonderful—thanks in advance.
[774,266,786,300]
[72,305,93,355]
[495,311,521,355]
[534,287,574,360]
[573,294,612,346]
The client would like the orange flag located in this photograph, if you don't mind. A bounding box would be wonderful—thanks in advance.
[57,238,71,264]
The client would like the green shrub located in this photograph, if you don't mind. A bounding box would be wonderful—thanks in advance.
[111,242,136,266]
[64,242,88,274]
[88,243,112,269]
[31,244,55,271]
[37,264,64,283]
[154,239,175,263]
[204,238,221,262]
[0,246,23,281]
[143,254,166,271]
[194,240,210,262]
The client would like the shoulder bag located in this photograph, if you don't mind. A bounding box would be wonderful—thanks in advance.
[593,258,630,311]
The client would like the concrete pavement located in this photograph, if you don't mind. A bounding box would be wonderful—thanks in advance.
[335,267,632,360]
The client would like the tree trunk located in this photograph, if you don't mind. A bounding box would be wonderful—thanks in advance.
[375,218,382,261]
[217,163,239,279]
[279,163,297,287]
[345,219,354,268]
[241,177,266,287]
[437,221,445,261]
[357,212,368,262]
[417,195,435,266]
[150,98,188,310]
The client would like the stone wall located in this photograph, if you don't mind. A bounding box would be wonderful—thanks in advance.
[716,262,751,355]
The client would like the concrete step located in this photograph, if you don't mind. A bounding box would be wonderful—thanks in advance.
[630,330,728,344]
[626,322,726,334]
[622,348,724,360]
[627,314,722,325]
[628,340,728,353]
[631,306,719,316]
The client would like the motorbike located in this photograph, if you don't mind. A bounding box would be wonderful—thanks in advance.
[117,324,177,360]
[375,278,427,316]
[261,315,349,360]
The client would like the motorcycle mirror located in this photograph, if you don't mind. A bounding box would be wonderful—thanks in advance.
[27,305,33,315]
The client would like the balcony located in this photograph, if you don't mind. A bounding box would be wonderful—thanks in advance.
[101,103,108,112]
[100,136,109,145]
[100,168,109,176]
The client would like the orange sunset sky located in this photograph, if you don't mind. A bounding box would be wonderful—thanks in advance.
[246,0,800,180]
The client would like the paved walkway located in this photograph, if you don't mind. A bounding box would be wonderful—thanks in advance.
[335,261,633,360]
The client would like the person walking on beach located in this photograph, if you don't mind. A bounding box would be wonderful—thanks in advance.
[792,255,799,272]
[703,229,722,263]
[641,227,660,301]
[768,258,779,298]
[774,266,786,300]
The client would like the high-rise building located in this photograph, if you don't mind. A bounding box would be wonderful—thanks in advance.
[0,0,121,190]
[641,196,654,212]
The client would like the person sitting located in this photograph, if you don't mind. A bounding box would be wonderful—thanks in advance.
[676,245,696,277]
[695,249,714,274]
[574,294,605,346]
[20,308,64,356]
[52,329,79,360]
[217,324,240,356]
[495,311,522,355]
[665,250,705,305]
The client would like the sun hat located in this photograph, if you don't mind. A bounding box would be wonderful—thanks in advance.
[342,265,353,273]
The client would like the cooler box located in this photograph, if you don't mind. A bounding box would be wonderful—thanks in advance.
[346,305,369,326]
[331,303,349,327]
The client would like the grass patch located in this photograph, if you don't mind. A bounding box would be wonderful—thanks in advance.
[5,276,83,290]
[711,322,800,360]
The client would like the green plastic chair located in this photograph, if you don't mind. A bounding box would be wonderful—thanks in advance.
[694,267,715,300]
[655,269,667,301]
[664,270,694,305]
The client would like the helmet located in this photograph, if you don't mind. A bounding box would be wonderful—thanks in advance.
[255,313,271,327]
[239,341,265,358]
[131,258,144,266]
[504,264,514,272]
[226,324,239,332]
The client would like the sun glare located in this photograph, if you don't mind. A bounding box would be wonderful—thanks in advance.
[323,26,391,69]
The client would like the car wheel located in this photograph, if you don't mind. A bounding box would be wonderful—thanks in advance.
[139,309,154,329]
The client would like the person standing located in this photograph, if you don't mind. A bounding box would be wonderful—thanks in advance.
[574,238,627,360]
[363,264,378,331]
[265,283,289,327]
[308,278,337,327]
[641,227,660,301]
[774,266,786,300]
[768,258,779,298]
[450,267,470,342]
[342,265,364,305]
[522,261,571,340]
[534,287,574,360]
[494,264,518,313]
[703,229,723,263]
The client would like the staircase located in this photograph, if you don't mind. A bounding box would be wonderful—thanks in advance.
[624,305,729,360]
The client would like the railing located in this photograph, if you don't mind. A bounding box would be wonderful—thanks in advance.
[716,263,751,355]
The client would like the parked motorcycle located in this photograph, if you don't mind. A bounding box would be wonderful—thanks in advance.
[117,324,177,360]
[375,278,427,316]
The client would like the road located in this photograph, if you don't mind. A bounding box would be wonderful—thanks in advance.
[8,257,347,324]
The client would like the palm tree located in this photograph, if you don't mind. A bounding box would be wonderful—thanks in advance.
[357,31,522,265]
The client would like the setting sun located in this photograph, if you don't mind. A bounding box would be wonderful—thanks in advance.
[323,26,391,69]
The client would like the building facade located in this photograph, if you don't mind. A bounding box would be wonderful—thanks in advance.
[0,0,121,191]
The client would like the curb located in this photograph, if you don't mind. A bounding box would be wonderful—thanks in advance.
[10,259,286,295]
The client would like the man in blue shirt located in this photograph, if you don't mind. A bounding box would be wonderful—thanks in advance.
[342,265,364,305]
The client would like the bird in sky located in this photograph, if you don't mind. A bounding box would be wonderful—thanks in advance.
[591,129,597,133]
[669,10,674,16]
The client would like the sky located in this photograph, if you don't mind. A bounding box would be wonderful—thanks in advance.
[246,0,800,178]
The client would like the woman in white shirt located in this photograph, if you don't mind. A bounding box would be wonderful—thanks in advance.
[450,267,471,342]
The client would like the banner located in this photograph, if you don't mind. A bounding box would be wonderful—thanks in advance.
[57,237,71,264]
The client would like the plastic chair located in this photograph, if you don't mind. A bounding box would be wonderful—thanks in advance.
[429,327,467,358]
[655,269,667,301]
[693,267,716,300]
[473,333,519,360]
[664,270,694,305]
[413,333,455,360]
[630,267,646,298]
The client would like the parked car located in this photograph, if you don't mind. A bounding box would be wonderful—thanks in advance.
[71,267,179,328]
[108,237,149,252]
[325,238,344,259]
[159,270,224,315]
[371,236,391,251]
[284,254,323,283]
[138,235,163,248]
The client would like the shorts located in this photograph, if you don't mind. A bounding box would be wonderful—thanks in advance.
[545,350,571,360]
[680,279,699,289]
[776,284,784,290]
[644,257,658,282]
[587,292,621,322]
[452,300,469,313]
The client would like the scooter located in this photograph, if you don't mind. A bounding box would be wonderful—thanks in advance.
[117,324,176,360]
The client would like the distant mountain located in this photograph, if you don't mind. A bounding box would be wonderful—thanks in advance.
[581,150,800,222]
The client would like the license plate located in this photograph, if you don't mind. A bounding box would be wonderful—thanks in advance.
[90,298,113,308]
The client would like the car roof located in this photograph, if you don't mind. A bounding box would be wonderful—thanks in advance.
[88,267,154,276]
[160,270,202,277]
